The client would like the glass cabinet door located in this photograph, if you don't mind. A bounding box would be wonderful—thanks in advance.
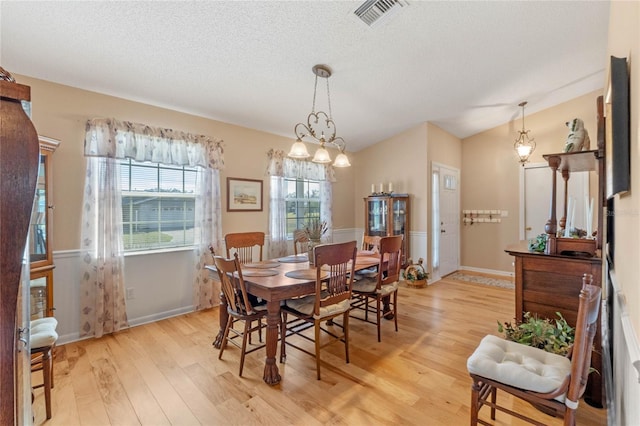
[364,194,410,266]
[29,153,49,265]
[29,136,59,318]
[392,199,407,236]
[367,198,389,236]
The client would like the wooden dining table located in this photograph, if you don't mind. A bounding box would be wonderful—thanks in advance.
[206,251,382,385]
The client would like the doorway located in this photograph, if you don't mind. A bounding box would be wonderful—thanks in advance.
[520,162,589,241]
[431,162,460,281]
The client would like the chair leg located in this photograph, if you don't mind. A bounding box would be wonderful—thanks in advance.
[315,320,322,380]
[376,297,382,342]
[49,344,55,389]
[258,317,263,343]
[344,311,350,364]
[218,317,232,360]
[364,297,369,321]
[490,386,497,420]
[43,348,52,420]
[239,319,250,377]
[470,378,480,426]
[393,291,398,332]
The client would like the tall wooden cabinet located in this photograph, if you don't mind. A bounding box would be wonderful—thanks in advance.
[29,136,59,319]
[0,76,41,425]
[364,194,410,265]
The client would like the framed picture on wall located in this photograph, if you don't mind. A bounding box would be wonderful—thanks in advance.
[227,178,263,212]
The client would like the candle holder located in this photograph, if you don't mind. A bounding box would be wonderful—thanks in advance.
[371,191,393,196]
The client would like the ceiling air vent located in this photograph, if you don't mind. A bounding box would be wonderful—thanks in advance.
[354,0,408,27]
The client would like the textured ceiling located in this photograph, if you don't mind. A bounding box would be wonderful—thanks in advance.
[0,1,610,152]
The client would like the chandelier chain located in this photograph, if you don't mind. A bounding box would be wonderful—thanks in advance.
[311,74,318,113]
[326,76,333,119]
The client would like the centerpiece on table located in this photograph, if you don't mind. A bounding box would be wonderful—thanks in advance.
[304,219,328,266]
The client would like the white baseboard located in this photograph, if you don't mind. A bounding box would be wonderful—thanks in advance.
[57,305,197,345]
[459,265,514,277]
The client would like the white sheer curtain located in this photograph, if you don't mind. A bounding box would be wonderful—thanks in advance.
[80,157,128,338]
[81,118,224,337]
[193,167,223,310]
[265,149,335,259]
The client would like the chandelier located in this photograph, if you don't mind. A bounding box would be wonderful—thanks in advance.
[514,101,536,165]
[288,64,351,167]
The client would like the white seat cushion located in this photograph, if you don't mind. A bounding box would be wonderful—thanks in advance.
[31,317,58,328]
[285,294,350,319]
[467,335,570,402]
[377,281,399,296]
[31,326,58,349]
[352,278,398,296]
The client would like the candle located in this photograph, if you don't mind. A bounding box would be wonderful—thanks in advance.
[568,196,576,237]
[564,197,572,237]
[388,182,393,192]
[379,183,383,193]
[371,184,375,194]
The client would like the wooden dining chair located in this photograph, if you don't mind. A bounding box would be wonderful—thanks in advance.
[351,235,403,342]
[280,240,357,380]
[213,253,269,376]
[293,229,309,256]
[30,317,59,419]
[224,231,264,264]
[356,234,383,279]
[361,234,382,253]
[466,274,601,426]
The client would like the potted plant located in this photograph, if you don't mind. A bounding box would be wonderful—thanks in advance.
[404,258,428,288]
[304,219,327,265]
[497,311,574,356]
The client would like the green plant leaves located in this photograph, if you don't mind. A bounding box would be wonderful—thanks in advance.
[497,311,575,355]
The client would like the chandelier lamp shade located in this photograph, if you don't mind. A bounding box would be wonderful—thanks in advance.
[514,101,536,166]
[288,64,351,167]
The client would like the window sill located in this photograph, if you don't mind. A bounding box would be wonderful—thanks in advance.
[124,246,195,257]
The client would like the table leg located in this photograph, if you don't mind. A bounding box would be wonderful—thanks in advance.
[263,300,282,385]
[213,291,227,349]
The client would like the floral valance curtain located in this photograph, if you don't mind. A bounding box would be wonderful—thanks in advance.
[84,118,224,170]
[265,149,335,182]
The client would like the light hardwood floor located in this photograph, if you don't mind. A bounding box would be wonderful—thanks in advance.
[32,275,606,425]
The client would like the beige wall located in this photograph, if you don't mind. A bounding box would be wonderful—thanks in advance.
[18,75,357,251]
[427,122,462,170]
[354,123,429,233]
[461,91,601,272]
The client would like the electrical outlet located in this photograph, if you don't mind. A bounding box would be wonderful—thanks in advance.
[126,288,135,300]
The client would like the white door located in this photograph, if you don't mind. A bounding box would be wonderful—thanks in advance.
[521,163,589,241]
[432,163,460,279]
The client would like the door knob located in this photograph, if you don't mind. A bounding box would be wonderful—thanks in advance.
[525,227,532,231]
[441,229,446,233]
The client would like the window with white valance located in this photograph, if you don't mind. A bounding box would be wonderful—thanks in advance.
[80,118,224,338]
[265,149,333,258]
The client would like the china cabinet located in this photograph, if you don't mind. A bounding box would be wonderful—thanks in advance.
[29,136,59,319]
[364,194,410,265]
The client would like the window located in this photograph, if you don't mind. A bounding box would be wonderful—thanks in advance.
[285,178,321,238]
[120,159,197,251]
